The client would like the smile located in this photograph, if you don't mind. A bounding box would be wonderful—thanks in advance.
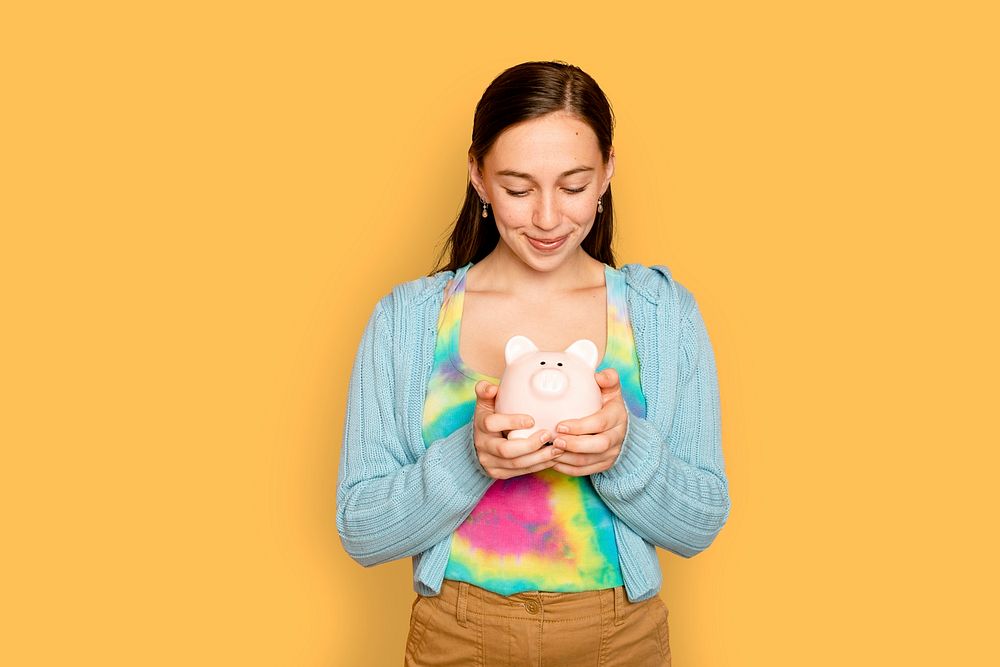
[527,235,568,251]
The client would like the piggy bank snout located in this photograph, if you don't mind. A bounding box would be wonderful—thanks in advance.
[531,368,569,396]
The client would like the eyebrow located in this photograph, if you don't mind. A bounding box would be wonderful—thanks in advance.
[495,166,594,180]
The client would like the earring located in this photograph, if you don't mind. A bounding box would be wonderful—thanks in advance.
[481,199,489,218]
[597,197,603,213]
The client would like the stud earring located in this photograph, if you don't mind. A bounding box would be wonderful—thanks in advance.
[481,199,489,218]
[597,197,603,213]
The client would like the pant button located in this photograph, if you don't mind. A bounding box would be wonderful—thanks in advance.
[524,600,540,614]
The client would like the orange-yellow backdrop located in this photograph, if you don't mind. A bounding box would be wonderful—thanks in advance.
[2,1,997,665]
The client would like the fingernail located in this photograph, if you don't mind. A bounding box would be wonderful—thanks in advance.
[557,425,569,433]
[552,449,563,456]
[539,431,550,442]
[554,438,565,448]
[522,418,533,427]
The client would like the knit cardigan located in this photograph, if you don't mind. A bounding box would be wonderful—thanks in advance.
[336,262,731,602]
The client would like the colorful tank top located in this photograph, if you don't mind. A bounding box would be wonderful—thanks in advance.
[422,261,648,595]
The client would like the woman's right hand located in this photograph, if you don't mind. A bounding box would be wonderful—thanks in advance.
[472,380,564,480]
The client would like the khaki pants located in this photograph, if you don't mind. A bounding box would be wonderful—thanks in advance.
[404,579,671,666]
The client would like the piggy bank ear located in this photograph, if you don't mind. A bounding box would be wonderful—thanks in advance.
[564,339,599,370]
[505,335,539,365]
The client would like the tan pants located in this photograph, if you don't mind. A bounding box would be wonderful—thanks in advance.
[403,579,671,666]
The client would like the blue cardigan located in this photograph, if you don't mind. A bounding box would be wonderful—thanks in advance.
[336,263,731,602]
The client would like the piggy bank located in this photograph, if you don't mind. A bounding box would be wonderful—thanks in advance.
[494,335,603,441]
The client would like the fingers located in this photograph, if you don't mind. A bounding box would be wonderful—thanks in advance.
[595,369,624,410]
[477,429,564,480]
[548,449,615,468]
[492,457,560,480]
[472,374,629,480]
[595,367,621,387]
[474,381,537,435]
[474,380,498,404]
[482,412,535,437]
[488,428,551,461]
[511,458,558,477]
[553,411,611,440]
[551,460,614,477]
[478,441,561,475]
[553,390,629,440]
[551,432,613,454]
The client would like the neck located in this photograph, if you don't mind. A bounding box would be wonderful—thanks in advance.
[467,242,603,295]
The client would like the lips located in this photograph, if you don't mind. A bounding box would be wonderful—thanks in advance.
[527,234,568,251]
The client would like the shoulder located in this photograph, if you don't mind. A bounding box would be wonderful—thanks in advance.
[619,263,713,375]
[372,267,457,320]
[619,262,697,314]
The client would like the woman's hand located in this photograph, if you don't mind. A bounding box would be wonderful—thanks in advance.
[550,368,630,477]
[472,380,564,480]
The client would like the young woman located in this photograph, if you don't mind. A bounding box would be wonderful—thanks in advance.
[337,61,731,666]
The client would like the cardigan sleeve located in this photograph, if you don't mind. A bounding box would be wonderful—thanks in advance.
[591,292,731,558]
[336,296,494,567]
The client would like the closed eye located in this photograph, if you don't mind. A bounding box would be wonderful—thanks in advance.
[504,187,588,197]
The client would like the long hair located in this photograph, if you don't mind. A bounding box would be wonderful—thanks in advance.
[428,61,617,276]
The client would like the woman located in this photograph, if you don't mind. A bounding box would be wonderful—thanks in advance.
[337,61,731,666]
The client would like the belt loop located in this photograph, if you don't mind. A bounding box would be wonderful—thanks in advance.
[456,581,469,627]
[614,586,626,626]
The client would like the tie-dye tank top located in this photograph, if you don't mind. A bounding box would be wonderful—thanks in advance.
[422,261,648,595]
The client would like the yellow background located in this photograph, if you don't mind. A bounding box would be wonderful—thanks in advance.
[2,1,997,665]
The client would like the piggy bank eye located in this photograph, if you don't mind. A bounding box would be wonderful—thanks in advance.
[539,361,546,365]
[557,362,563,366]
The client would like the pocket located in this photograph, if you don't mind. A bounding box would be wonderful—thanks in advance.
[404,595,434,661]
[653,597,671,662]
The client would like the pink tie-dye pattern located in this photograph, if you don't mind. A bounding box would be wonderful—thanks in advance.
[456,476,566,557]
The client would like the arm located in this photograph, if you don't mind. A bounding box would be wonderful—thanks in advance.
[336,296,494,567]
[591,295,731,558]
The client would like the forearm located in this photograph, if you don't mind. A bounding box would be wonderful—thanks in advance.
[592,413,730,557]
[337,420,493,566]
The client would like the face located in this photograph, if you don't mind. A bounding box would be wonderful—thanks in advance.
[470,110,615,270]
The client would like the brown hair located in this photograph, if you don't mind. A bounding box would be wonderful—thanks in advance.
[429,61,617,275]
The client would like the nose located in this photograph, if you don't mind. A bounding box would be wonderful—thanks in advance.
[532,192,559,231]
[531,368,568,397]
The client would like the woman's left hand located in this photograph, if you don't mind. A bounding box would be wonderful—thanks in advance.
[550,368,629,477]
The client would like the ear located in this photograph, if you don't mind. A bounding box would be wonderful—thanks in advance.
[564,339,599,370]
[505,335,538,365]
[600,148,615,197]
[469,154,488,202]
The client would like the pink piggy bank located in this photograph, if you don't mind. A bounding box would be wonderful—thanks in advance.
[494,335,603,441]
